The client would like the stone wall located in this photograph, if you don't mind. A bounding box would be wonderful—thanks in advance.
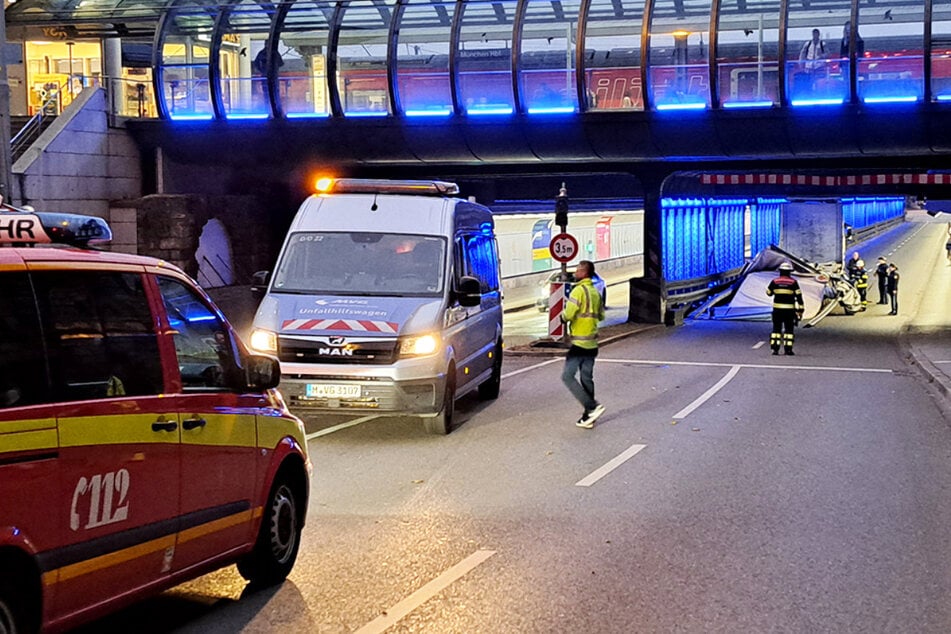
[11,87,141,216]
[130,193,275,284]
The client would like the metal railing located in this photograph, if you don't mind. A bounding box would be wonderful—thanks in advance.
[10,85,62,162]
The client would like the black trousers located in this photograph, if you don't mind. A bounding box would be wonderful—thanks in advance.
[878,278,887,303]
[770,310,797,351]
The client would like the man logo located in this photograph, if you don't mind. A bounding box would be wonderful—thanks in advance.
[319,336,353,356]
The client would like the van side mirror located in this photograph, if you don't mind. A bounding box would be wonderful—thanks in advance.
[250,270,271,296]
[456,275,481,307]
[245,354,281,390]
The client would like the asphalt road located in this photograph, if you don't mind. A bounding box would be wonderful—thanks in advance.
[80,216,951,633]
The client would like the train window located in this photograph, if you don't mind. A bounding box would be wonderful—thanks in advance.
[647,0,711,110]
[934,1,951,101]
[855,5,924,104]
[457,0,517,115]
[582,0,645,111]
[276,1,332,118]
[159,2,216,120]
[219,0,272,120]
[396,0,455,115]
[519,0,580,114]
[715,0,781,108]
[785,5,852,105]
[337,0,394,117]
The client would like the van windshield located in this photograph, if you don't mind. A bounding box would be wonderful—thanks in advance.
[272,232,447,296]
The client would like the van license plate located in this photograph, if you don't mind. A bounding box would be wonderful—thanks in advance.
[307,384,361,399]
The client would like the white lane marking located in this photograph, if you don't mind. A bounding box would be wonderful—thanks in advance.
[598,358,892,373]
[576,443,647,487]
[306,415,381,439]
[355,549,496,634]
[673,365,741,420]
[502,357,560,379]
[752,341,766,349]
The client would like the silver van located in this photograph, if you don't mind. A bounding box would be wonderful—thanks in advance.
[249,179,503,434]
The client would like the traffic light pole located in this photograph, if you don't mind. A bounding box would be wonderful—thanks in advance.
[555,183,569,279]
[0,6,13,203]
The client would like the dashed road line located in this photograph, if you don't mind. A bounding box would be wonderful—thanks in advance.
[576,443,647,487]
[355,549,496,634]
[673,365,741,420]
[752,341,766,349]
[306,415,381,439]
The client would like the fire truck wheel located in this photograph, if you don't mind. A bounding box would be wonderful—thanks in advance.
[237,476,303,587]
[0,576,30,634]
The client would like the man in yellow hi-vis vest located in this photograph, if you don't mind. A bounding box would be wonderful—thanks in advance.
[561,260,606,429]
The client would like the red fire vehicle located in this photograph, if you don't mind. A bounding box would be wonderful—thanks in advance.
[0,203,311,633]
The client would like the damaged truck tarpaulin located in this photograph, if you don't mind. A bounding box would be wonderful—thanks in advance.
[692,245,862,327]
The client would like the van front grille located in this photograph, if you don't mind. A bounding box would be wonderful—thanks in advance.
[278,336,397,365]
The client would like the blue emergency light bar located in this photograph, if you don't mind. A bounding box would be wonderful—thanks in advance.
[0,205,112,246]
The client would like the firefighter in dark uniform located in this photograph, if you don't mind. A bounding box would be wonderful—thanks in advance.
[852,259,869,310]
[766,261,805,355]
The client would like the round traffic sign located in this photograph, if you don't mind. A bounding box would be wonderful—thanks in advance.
[549,233,579,263]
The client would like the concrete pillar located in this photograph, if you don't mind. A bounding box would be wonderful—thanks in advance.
[628,178,668,324]
[0,7,13,201]
[103,38,123,117]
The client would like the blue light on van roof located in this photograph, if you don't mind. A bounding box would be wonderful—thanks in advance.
[480,222,493,235]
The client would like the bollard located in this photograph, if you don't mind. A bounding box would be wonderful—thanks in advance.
[548,281,567,340]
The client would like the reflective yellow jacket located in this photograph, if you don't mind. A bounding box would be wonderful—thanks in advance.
[562,278,604,349]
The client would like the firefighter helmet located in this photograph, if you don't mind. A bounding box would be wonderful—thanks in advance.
[856,259,865,268]
[778,261,794,272]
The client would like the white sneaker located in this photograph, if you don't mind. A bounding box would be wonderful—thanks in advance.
[587,403,605,423]
[576,417,594,429]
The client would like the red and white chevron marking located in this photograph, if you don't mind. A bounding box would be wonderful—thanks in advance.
[701,173,951,186]
[548,282,566,340]
[282,318,399,333]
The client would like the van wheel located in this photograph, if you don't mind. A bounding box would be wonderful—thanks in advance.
[425,371,455,435]
[237,475,302,587]
[478,342,502,400]
[0,575,31,634]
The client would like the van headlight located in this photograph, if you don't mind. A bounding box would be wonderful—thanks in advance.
[398,333,440,357]
[249,328,278,354]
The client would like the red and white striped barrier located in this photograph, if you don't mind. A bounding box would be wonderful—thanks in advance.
[282,318,399,333]
[548,281,567,340]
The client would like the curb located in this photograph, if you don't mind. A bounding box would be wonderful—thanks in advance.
[504,323,662,357]
[899,327,951,415]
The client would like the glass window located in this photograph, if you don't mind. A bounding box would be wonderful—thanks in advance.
[337,0,395,116]
[786,6,851,105]
[648,0,711,109]
[396,0,455,115]
[272,233,447,296]
[519,0,581,113]
[716,3,781,107]
[157,277,239,391]
[457,0,518,115]
[582,0,645,110]
[854,1,925,103]
[461,233,500,291]
[276,0,334,118]
[219,0,274,119]
[33,271,163,402]
[934,0,951,100]
[0,273,48,408]
[159,2,217,119]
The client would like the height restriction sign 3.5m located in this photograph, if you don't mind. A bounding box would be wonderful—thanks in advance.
[549,233,579,263]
